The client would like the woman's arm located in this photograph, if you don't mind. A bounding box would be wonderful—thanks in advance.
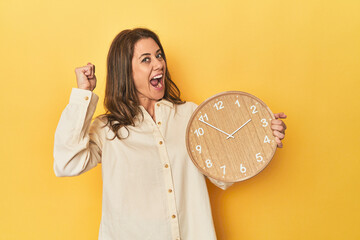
[53,88,103,177]
[53,63,103,177]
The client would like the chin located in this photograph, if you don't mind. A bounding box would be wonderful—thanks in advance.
[155,92,165,100]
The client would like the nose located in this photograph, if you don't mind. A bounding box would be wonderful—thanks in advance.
[152,56,163,71]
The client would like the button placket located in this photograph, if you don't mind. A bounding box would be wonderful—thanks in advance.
[155,102,162,131]
[162,154,180,238]
[153,102,181,239]
[152,107,180,239]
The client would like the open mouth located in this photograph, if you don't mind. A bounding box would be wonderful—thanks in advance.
[150,74,164,89]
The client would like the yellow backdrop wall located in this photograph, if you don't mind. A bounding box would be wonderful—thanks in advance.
[1,0,359,239]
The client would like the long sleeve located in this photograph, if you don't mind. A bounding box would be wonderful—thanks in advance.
[53,88,103,177]
[207,176,234,190]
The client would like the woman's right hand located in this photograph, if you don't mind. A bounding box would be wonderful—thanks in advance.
[75,63,97,91]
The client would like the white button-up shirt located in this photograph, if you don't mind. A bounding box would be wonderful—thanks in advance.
[54,88,233,240]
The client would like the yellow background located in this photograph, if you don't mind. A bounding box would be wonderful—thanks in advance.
[1,0,359,239]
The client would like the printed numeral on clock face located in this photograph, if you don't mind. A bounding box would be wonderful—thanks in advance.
[261,118,268,127]
[198,114,208,121]
[250,105,258,114]
[256,153,263,162]
[194,128,204,137]
[240,164,247,173]
[214,101,224,110]
[220,165,226,175]
[195,145,201,154]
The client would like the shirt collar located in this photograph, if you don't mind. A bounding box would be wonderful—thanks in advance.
[136,99,174,126]
[138,99,174,113]
[157,99,174,109]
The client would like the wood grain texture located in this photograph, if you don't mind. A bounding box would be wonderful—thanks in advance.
[186,91,277,182]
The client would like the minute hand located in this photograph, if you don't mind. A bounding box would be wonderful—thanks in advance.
[199,119,234,139]
[226,119,252,139]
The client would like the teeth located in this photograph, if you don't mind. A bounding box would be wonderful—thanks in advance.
[153,74,162,79]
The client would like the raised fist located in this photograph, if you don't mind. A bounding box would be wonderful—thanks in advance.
[74,63,97,91]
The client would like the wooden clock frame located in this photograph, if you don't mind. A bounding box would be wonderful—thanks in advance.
[186,91,277,182]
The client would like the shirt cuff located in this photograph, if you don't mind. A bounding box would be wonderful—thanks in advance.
[207,176,234,190]
[69,88,99,106]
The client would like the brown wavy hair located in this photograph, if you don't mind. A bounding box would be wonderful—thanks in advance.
[100,28,185,140]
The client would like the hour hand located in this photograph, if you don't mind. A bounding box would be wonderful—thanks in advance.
[199,119,234,139]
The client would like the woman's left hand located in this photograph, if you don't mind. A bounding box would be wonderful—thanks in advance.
[271,112,287,148]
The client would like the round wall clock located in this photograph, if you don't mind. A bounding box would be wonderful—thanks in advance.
[186,91,277,182]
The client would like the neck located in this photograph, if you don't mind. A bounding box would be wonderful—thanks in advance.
[139,97,157,121]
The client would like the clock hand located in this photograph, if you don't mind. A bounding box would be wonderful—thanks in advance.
[226,119,252,139]
[199,119,234,139]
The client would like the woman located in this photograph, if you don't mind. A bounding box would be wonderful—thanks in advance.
[54,28,287,240]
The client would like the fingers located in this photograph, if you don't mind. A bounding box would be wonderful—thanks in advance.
[85,63,95,79]
[274,112,287,119]
[275,137,283,148]
[75,63,95,79]
[273,130,285,140]
[271,122,286,132]
[74,62,96,91]
[272,112,287,148]
[271,119,287,130]
[91,63,95,74]
[272,120,285,148]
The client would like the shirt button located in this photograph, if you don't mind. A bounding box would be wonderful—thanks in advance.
[84,96,89,100]
[172,214,176,219]
[168,189,173,193]
[159,140,163,145]
[157,103,160,107]
[157,121,161,126]
[164,164,169,168]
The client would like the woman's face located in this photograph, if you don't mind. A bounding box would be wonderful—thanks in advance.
[132,38,166,106]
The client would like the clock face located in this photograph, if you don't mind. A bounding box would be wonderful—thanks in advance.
[186,91,277,182]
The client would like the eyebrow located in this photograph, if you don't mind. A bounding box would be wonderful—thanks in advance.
[139,49,162,59]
